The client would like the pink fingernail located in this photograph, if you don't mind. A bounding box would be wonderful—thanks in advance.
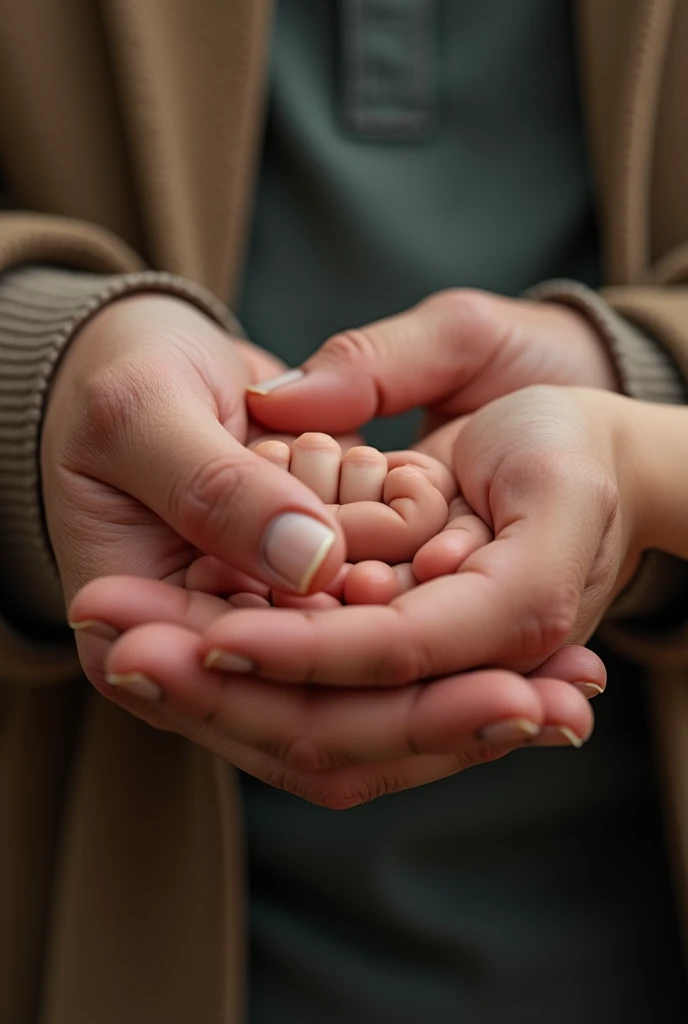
[262,513,336,593]
[533,725,585,748]
[479,718,541,745]
[204,650,256,674]
[247,369,305,395]
[105,673,162,701]
[69,619,120,641]
[575,682,604,699]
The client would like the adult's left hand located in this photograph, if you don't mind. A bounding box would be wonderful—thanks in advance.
[68,573,603,807]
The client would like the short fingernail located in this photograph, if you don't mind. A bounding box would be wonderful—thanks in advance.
[533,725,585,748]
[575,682,604,700]
[247,369,305,395]
[262,512,336,593]
[105,672,162,701]
[479,718,541,745]
[69,619,120,641]
[204,650,256,674]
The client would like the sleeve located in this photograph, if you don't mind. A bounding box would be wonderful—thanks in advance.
[0,213,239,686]
[527,278,688,669]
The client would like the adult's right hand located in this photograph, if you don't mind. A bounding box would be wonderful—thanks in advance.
[41,293,345,688]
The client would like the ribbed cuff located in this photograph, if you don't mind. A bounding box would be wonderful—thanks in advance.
[526,279,688,404]
[0,266,241,629]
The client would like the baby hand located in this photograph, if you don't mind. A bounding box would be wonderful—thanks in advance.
[187,433,492,607]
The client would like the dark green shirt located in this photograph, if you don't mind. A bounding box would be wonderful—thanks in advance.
[237,2,688,1020]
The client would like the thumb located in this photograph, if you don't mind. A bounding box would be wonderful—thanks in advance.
[246,291,501,434]
[92,403,346,596]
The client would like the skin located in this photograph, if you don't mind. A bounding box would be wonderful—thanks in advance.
[187,435,490,608]
[60,288,623,807]
[193,387,643,692]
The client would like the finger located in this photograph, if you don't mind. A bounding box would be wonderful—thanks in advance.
[331,466,449,563]
[104,623,559,763]
[184,556,270,597]
[413,496,493,582]
[228,593,271,609]
[103,404,345,595]
[198,437,608,685]
[272,562,354,606]
[393,562,417,593]
[271,591,342,610]
[196,558,571,688]
[530,645,607,699]
[246,429,297,448]
[343,561,402,605]
[252,439,292,471]
[245,291,499,433]
[339,446,388,503]
[527,677,594,746]
[384,450,458,502]
[288,433,342,503]
[70,575,231,639]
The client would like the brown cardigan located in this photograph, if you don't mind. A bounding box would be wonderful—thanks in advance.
[2,2,688,1021]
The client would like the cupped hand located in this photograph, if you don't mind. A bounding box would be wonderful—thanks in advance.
[42,294,346,687]
[186,434,488,608]
[68,575,603,808]
[192,386,639,688]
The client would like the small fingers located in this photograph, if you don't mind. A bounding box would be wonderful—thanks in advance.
[343,561,403,605]
[251,439,292,471]
[339,446,388,503]
[289,433,342,503]
[333,466,449,563]
[413,496,493,582]
[385,449,458,502]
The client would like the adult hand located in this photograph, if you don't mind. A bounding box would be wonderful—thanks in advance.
[68,575,604,808]
[43,294,345,687]
[244,288,619,435]
[193,386,640,686]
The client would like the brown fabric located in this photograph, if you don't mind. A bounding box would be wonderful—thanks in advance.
[1,2,688,1021]
[527,278,688,404]
[0,686,246,1024]
[0,265,240,634]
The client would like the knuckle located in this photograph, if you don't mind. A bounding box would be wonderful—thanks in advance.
[320,328,380,367]
[422,287,495,330]
[80,366,143,444]
[516,580,579,658]
[172,454,258,543]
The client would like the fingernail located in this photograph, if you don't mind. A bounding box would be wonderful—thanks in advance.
[533,725,585,748]
[262,513,336,593]
[69,619,120,641]
[204,650,256,674]
[575,682,604,699]
[479,718,541,745]
[247,369,305,396]
[105,672,162,701]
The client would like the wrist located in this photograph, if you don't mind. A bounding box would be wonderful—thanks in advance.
[622,400,688,561]
[535,301,622,392]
